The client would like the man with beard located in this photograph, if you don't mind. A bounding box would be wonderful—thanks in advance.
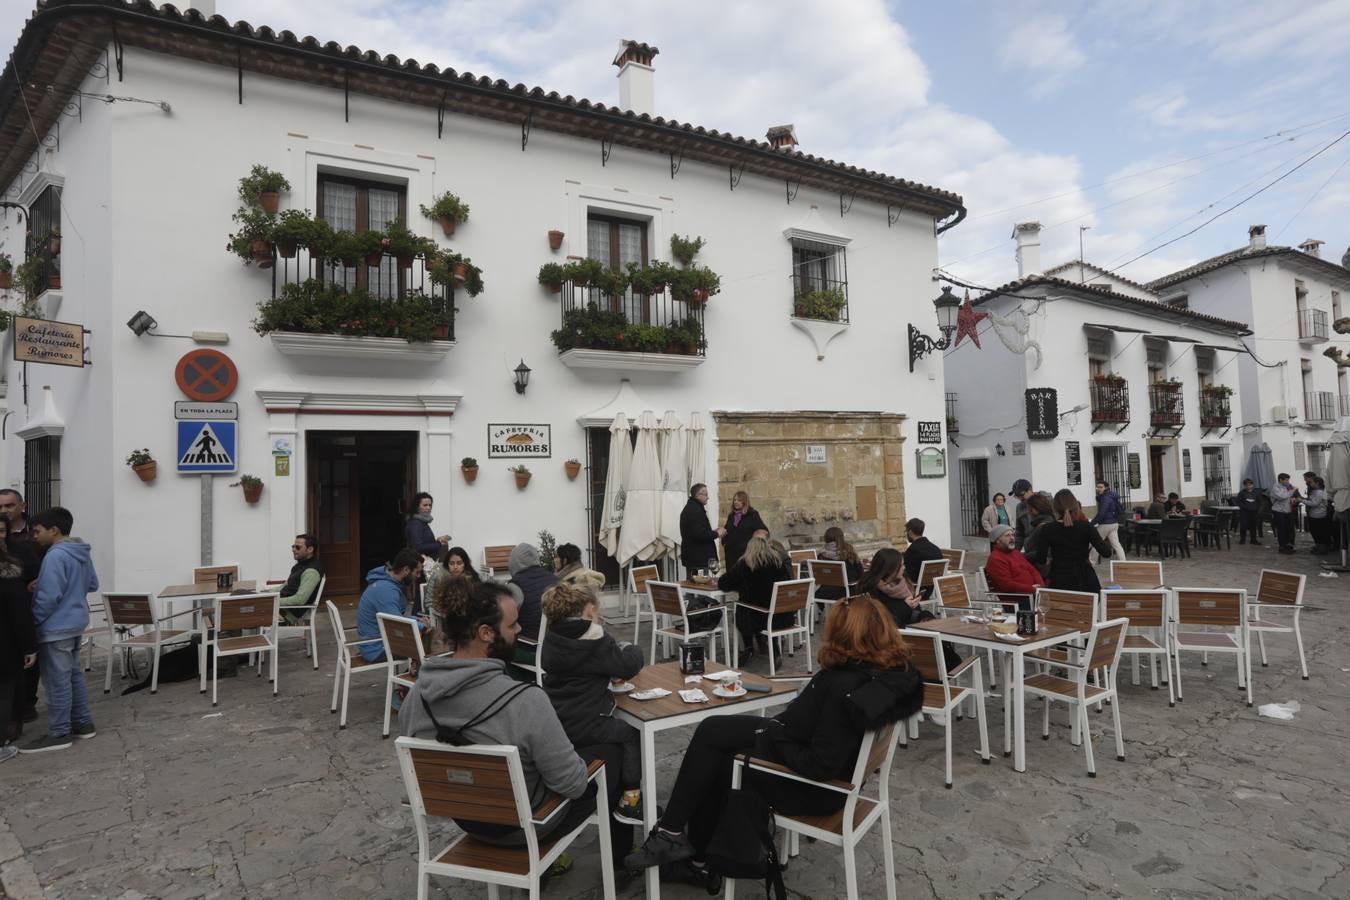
[399,582,630,870]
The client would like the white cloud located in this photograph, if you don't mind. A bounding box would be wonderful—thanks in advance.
[1130,90,1241,132]
[997,13,1086,98]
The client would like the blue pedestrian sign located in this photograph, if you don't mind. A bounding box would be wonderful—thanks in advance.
[177,421,237,474]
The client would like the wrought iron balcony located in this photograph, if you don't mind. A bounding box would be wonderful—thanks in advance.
[553,281,706,357]
[1089,377,1130,424]
[1297,308,1329,342]
[1340,394,1350,417]
[790,273,850,323]
[1199,387,1232,428]
[1148,382,1184,428]
[945,391,958,433]
[1305,390,1336,423]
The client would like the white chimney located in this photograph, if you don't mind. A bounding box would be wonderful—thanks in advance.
[1249,224,1267,251]
[612,40,658,116]
[1012,222,1042,278]
[766,124,799,150]
[1298,238,1324,258]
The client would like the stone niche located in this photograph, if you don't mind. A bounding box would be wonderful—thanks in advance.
[713,411,906,550]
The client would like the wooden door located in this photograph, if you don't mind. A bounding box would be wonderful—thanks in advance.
[310,439,362,602]
[1149,446,1166,501]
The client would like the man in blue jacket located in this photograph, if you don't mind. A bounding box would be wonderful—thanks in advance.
[356,548,422,663]
[1090,480,1127,563]
[21,507,99,754]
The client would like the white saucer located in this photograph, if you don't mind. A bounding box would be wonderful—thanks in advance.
[608,682,635,694]
[712,685,747,699]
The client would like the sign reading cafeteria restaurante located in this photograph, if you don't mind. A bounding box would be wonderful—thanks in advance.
[487,424,552,458]
[13,316,86,368]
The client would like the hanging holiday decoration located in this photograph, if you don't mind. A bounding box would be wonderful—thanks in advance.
[987,305,1043,369]
[952,291,989,349]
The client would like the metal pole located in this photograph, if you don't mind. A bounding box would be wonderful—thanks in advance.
[201,474,212,566]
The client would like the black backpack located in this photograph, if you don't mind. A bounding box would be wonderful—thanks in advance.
[704,788,787,900]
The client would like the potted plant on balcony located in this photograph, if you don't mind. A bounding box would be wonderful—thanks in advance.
[419,192,470,237]
[48,228,61,257]
[126,448,157,483]
[593,266,628,302]
[239,164,291,213]
[670,233,705,267]
[680,266,720,306]
[564,258,605,288]
[548,229,565,250]
[431,252,485,297]
[0,253,11,290]
[665,316,705,355]
[15,257,45,301]
[1154,376,1183,392]
[226,206,276,268]
[509,463,532,490]
[271,209,315,259]
[235,474,264,504]
[383,221,430,269]
[793,288,847,322]
[538,262,565,294]
[462,457,479,483]
[564,458,582,479]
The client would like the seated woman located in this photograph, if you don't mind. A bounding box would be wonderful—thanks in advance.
[624,596,923,873]
[1026,489,1113,594]
[717,532,792,662]
[1163,493,1189,517]
[540,583,647,825]
[444,545,482,585]
[816,526,863,602]
[856,548,962,669]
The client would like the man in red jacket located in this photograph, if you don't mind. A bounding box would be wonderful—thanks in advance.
[985,524,1043,610]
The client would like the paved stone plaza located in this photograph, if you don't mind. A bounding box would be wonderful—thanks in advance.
[1,540,1346,899]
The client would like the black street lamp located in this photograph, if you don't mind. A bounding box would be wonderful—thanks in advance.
[513,359,532,394]
[908,285,962,372]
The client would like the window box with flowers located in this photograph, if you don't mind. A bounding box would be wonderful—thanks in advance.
[255,279,455,361]
[1200,384,1233,428]
[1089,374,1130,424]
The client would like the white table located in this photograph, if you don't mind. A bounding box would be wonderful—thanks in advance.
[677,579,736,667]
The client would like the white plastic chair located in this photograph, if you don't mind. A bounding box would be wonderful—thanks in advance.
[272,575,327,670]
[377,612,427,738]
[1247,570,1308,680]
[101,593,195,695]
[1170,588,1251,708]
[898,628,990,788]
[735,578,814,676]
[204,593,279,707]
[327,599,386,729]
[646,581,728,666]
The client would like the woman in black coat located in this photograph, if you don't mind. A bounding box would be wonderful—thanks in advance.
[1027,490,1113,594]
[0,518,36,749]
[717,535,793,660]
[721,490,768,570]
[679,483,724,574]
[404,491,448,558]
[624,596,922,876]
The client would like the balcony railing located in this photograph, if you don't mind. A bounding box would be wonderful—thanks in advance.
[1340,394,1350,417]
[790,273,850,323]
[1305,390,1336,423]
[1297,308,1329,342]
[945,391,958,432]
[1199,387,1232,428]
[554,282,706,356]
[1089,377,1130,424]
[1148,382,1184,428]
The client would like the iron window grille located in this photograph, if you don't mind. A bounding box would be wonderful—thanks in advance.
[790,238,848,323]
[24,436,61,514]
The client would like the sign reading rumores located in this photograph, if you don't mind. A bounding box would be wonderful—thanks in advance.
[14,316,85,367]
[487,424,552,458]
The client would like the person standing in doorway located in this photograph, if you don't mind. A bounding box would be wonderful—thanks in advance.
[1236,478,1262,545]
[1269,473,1300,555]
[980,492,1011,535]
[720,490,767,571]
[405,492,449,560]
[1090,480,1127,563]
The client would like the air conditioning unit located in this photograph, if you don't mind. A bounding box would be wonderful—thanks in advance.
[1271,405,1297,423]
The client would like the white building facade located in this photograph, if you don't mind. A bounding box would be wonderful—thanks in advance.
[0,3,965,601]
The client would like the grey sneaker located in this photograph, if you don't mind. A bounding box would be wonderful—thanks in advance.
[20,734,72,754]
[72,722,96,740]
[0,744,17,763]
[625,828,694,869]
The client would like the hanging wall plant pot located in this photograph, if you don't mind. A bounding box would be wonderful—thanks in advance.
[514,471,532,490]
[251,239,274,268]
[275,239,299,259]
[243,482,264,504]
[364,250,384,267]
[133,461,158,483]
[545,281,561,294]
[439,216,458,237]
[462,465,479,483]
[564,460,581,480]
[0,272,10,290]
[452,262,469,284]
[548,229,565,250]
[258,191,280,214]
[691,288,710,305]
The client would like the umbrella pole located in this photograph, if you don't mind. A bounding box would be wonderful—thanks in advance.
[1321,516,1350,572]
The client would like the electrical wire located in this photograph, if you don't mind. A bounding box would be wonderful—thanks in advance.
[1271,147,1350,242]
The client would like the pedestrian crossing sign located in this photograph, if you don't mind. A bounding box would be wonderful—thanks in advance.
[177,420,237,474]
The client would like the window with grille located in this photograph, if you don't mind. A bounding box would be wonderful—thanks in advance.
[789,239,849,321]
[25,184,61,288]
[1201,446,1228,501]
[24,436,61,513]
[587,214,648,270]
[317,174,406,298]
[1093,445,1128,496]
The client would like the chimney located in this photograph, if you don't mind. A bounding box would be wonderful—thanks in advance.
[766,124,799,150]
[1249,224,1267,251]
[612,40,658,116]
[1012,221,1042,278]
[183,0,216,14]
[1298,238,1324,258]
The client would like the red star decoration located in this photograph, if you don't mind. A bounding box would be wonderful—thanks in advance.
[953,291,989,349]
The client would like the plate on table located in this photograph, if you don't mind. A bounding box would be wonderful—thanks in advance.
[712,685,747,699]
[608,681,635,694]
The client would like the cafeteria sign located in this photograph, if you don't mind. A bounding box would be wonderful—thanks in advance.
[13,316,85,368]
[488,424,552,459]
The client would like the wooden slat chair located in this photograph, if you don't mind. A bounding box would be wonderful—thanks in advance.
[1247,570,1308,680]
[326,599,387,729]
[806,558,851,631]
[726,723,902,900]
[101,593,195,695]
[932,574,1001,701]
[268,574,327,670]
[1100,589,1174,704]
[81,594,109,673]
[193,565,240,587]
[378,612,428,738]
[646,581,728,666]
[897,629,990,788]
[628,563,660,645]
[914,558,950,612]
[1027,589,1098,668]
[1023,618,1129,777]
[1171,588,1251,707]
[205,593,278,707]
[1108,560,1164,591]
[735,578,814,676]
[513,611,549,687]
[480,545,515,581]
[788,548,818,579]
[939,547,966,573]
[975,566,1034,614]
[394,739,615,900]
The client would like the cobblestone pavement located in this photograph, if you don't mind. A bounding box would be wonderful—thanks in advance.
[1,538,1346,899]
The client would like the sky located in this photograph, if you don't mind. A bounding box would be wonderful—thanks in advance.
[2,0,1348,290]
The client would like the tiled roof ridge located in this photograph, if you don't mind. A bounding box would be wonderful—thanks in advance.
[972,274,1251,334]
[1147,244,1350,290]
[1041,260,1157,295]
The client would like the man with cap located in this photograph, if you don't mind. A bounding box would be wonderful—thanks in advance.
[1010,479,1049,549]
[985,524,1043,609]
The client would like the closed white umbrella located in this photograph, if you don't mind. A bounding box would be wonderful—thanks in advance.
[617,411,665,565]
[659,412,688,557]
[1243,442,1275,491]
[1324,430,1350,571]
[687,411,707,488]
[597,413,632,558]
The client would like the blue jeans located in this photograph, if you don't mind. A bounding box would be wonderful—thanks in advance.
[38,636,92,738]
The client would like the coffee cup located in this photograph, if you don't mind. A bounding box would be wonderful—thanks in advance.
[720,674,743,694]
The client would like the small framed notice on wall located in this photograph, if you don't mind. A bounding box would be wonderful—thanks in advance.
[805,444,827,464]
[916,447,946,478]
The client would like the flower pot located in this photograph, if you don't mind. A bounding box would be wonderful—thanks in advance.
[462,465,479,484]
[49,235,61,256]
[133,461,157,483]
[452,262,469,284]
[651,282,666,294]
[0,271,10,290]
[48,272,61,290]
[548,229,564,250]
[514,471,532,490]
[258,191,279,214]
[251,238,274,268]
[275,239,299,259]
[364,250,384,267]
[434,322,451,339]
[396,254,414,270]
[439,216,458,237]
[564,460,581,480]
[691,288,710,305]
[243,483,264,504]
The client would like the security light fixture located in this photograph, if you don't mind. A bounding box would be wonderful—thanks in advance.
[513,359,532,395]
[127,310,158,336]
[995,443,1006,457]
[908,285,962,372]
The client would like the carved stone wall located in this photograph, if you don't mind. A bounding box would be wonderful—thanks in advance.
[713,411,907,549]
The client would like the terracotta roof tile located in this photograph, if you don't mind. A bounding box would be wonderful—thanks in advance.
[1147,245,1350,290]
[972,275,1251,335]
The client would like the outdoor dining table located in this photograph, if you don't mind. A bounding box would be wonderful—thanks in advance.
[612,659,798,900]
[677,579,736,666]
[908,617,1082,773]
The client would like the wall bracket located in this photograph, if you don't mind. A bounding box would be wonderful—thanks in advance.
[521,110,532,150]
[670,148,684,179]
[840,191,856,217]
[786,179,800,204]
[729,162,745,191]
[601,135,614,166]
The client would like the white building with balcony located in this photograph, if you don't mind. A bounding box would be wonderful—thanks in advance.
[0,1,966,602]
[943,223,1251,547]
[1148,226,1350,478]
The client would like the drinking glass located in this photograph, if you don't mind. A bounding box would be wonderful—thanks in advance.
[707,558,720,576]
